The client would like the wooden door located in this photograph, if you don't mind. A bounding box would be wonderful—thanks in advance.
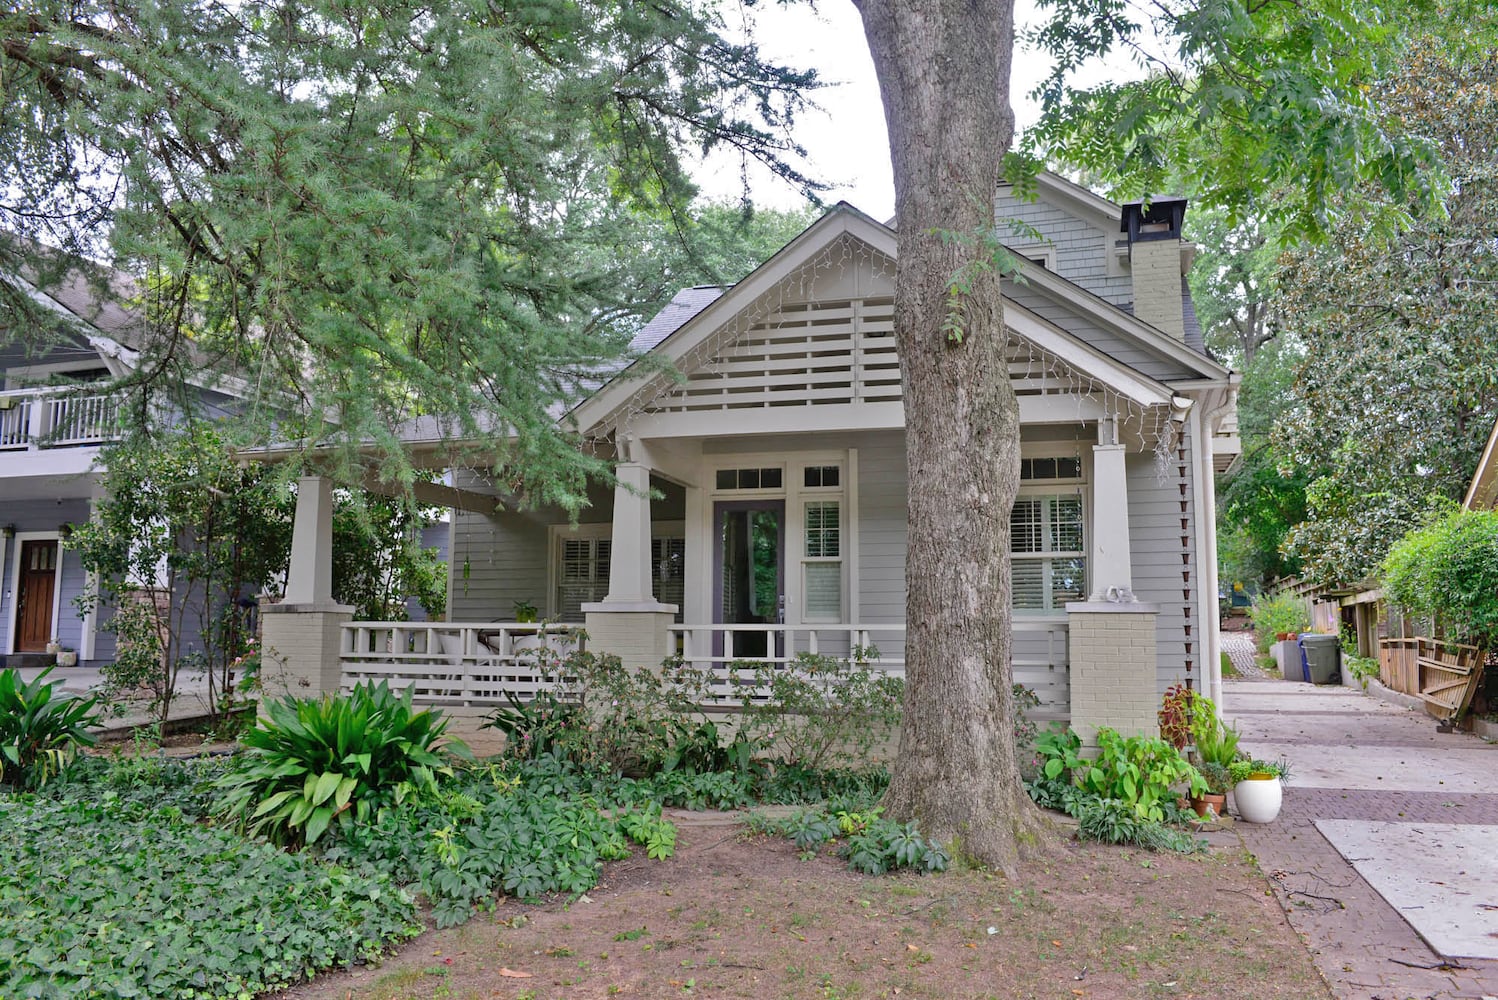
[16,540,59,652]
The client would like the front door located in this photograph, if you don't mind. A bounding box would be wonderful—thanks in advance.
[16,540,59,653]
[714,501,784,660]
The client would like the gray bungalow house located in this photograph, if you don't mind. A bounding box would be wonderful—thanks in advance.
[266,172,1239,741]
[0,266,144,666]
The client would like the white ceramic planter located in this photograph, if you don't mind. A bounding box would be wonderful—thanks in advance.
[1234,775,1283,823]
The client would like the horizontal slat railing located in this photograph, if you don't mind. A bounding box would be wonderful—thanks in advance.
[340,622,583,706]
[338,619,1071,721]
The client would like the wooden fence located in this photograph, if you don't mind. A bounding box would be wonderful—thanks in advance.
[1377,636,1484,722]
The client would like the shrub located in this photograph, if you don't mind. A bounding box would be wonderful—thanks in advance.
[214,681,459,847]
[483,650,726,776]
[1384,509,1498,651]
[0,667,100,791]
[1250,590,1311,653]
[1075,797,1206,853]
[1084,728,1204,821]
[1194,718,1240,770]
[748,803,948,874]
[736,649,904,770]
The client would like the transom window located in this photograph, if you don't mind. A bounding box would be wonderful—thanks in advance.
[803,465,840,489]
[715,467,783,491]
[1020,456,1082,482]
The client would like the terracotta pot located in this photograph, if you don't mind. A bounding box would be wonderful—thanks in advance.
[1234,775,1283,823]
[1190,793,1227,819]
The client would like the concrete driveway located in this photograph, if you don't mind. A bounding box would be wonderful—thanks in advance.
[1225,677,1498,999]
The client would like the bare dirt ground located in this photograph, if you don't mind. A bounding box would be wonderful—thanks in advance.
[283,821,1329,1000]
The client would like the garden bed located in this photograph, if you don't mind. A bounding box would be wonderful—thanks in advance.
[280,821,1330,1000]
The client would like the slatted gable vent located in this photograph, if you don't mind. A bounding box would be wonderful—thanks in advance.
[642,298,1115,418]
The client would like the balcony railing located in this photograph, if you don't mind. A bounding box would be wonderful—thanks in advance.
[0,388,120,450]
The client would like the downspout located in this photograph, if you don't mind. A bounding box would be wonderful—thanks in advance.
[1201,387,1236,716]
[1186,401,1215,708]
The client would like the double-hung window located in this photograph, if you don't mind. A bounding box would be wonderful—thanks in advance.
[1011,454,1086,613]
[801,464,843,622]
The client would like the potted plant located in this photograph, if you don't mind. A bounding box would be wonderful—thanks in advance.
[1193,761,1230,818]
[1189,718,1240,819]
[55,646,78,668]
[512,599,539,624]
[1229,758,1286,823]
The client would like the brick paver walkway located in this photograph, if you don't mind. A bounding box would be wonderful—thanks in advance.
[1226,678,1498,999]
[1223,631,1266,678]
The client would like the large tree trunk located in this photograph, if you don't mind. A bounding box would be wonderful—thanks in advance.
[856,0,1057,874]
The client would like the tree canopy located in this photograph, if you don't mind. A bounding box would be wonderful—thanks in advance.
[1270,42,1498,587]
[0,0,817,505]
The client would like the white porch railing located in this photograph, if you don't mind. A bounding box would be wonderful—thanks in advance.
[0,388,120,450]
[667,622,908,703]
[340,621,583,705]
[337,618,1070,719]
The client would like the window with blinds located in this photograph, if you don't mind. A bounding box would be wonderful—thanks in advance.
[1011,494,1085,612]
[554,534,685,621]
[803,499,842,620]
[556,537,611,620]
[653,536,685,622]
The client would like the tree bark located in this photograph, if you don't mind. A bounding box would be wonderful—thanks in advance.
[855,0,1058,874]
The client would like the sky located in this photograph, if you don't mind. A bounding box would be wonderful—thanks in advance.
[692,1,1137,218]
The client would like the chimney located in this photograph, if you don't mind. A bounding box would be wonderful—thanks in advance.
[1121,198,1190,342]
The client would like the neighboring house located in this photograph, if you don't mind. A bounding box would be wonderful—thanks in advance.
[270,172,1241,741]
[1464,415,1498,511]
[0,265,141,666]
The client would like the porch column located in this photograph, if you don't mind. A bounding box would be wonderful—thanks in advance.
[603,463,653,604]
[260,476,352,699]
[584,462,677,670]
[285,475,335,604]
[1088,442,1134,601]
[1067,430,1158,744]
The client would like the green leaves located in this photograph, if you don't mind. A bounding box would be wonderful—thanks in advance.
[0,667,99,791]
[1023,0,1465,239]
[2,0,821,509]
[1383,509,1498,650]
[214,680,460,847]
[0,796,420,999]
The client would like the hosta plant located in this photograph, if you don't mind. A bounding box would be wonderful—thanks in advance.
[215,681,461,847]
[0,667,100,791]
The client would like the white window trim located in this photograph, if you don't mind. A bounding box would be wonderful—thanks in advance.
[547,520,685,620]
[5,531,65,655]
[1013,443,1090,620]
[702,449,854,627]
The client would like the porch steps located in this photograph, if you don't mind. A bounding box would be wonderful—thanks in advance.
[0,653,58,670]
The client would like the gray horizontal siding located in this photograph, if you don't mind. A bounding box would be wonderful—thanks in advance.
[447,474,684,622]
[1126,438,1198,697]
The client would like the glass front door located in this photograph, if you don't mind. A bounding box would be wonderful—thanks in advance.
[714,500,784,659]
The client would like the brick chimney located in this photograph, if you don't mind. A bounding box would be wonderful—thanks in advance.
[1121,198,1190,342]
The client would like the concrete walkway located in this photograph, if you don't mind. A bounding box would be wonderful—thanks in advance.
[11,662,218,735]
[1225,677,1498,999]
